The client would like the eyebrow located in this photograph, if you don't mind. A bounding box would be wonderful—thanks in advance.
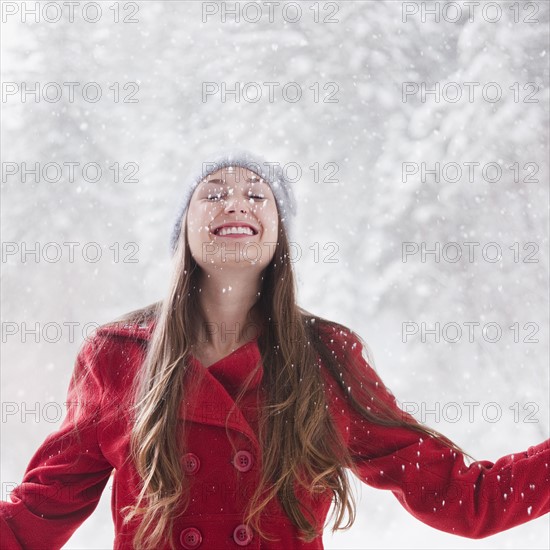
[201,176,267,185]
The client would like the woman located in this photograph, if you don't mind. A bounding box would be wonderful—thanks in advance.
[1,150,548,550]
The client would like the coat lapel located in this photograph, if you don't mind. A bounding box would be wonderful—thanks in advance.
[180,340,263,448]
[99,321,264,447]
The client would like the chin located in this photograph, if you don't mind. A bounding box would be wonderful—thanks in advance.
[197,256,267,271]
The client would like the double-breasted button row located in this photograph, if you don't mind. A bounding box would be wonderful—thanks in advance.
[184,450,254,474]
[179,524,253,548]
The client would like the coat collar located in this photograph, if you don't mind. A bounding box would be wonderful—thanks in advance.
[182,338,263,447]
[96,319,263,447]
[201,338,263,389]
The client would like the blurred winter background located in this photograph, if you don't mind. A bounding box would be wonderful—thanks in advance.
[1,0,549,548]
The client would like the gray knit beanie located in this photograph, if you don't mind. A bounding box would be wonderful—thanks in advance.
[169,149,297,254]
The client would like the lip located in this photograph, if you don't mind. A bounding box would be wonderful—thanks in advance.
[211,222,259,237]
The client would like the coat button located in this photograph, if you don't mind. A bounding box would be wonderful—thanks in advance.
[233,524,253,546]
[233,450,253,472]
[183,453,200,475]
[180,527,202,549]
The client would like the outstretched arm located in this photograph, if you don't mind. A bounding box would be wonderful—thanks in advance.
[0,336,114,550]
[352,423,548,538]
[327,331,549,539]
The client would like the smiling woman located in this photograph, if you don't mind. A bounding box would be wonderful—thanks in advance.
[187,165,279,269]
[0,150,548,550]
[185,162,281,364]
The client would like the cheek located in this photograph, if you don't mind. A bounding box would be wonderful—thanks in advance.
[186,207,216,253]
[260,204,279,238]
[187,204,214,234]
[264,219,279,240]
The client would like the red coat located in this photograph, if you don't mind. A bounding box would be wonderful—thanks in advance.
[1,321,549,549]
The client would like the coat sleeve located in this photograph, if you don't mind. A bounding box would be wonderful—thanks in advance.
[0,335,114,550]
[337,333,550,539]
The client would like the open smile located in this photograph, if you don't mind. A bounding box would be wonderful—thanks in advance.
[211,223,259,237]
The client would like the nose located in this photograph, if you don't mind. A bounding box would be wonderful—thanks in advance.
[223,192,249,214]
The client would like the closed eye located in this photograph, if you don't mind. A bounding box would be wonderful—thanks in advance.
[206,193,224,201]
[204,192,265,201]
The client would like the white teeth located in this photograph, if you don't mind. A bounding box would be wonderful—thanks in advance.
[216,226,255,236]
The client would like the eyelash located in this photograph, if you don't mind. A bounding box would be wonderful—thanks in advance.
[205,193,265,201]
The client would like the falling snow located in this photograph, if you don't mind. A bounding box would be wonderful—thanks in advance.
[2,1,548,550]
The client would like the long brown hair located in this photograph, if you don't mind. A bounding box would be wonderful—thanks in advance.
[91,208,466,549]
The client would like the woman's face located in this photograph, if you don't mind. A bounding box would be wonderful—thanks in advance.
[186,166,279,271]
